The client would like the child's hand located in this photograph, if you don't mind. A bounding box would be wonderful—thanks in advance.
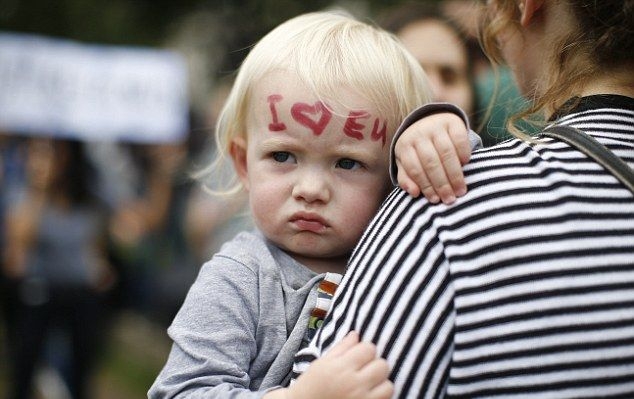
[286,331,393,399]
[394,112,471,204]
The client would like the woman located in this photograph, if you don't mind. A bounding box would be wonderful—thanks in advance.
[3,138,115,399]
[380,2,477,122]
[294,1,634,397]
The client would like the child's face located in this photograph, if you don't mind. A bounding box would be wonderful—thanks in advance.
[232,71,393,271]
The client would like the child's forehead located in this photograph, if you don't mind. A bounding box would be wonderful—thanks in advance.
[245,70,395,148]
[249,70,377,115]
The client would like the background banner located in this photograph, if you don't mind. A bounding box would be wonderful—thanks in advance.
[0,32,189,143]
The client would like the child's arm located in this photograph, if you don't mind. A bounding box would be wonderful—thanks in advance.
[264,332,393,399]
[391,103,482,204]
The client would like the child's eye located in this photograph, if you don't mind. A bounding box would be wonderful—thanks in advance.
[336,158,361,170]
[272,151,295,163]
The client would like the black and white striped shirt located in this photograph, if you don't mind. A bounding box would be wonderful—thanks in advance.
[294,95,634,398]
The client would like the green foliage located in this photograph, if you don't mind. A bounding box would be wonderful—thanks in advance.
[0,0,417,47]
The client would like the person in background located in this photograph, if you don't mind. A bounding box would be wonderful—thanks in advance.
[0,134,27,349]
[375,3,485,204]
[149,9,481,399]
[294,0,634,397]
[3,137,116,399]
[441,0,534,145]
[105,138,206,327]
[380,2,478,126]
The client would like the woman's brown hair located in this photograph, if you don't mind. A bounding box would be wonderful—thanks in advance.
[479,0,634,138]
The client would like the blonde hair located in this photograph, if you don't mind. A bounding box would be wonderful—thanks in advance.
[204,9,432,195]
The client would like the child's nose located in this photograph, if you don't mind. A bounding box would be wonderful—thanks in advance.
[292,169,330,203]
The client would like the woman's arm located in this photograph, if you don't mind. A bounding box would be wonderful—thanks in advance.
[3,192,45,278]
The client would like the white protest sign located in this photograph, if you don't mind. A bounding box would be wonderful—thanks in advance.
[0,32,189,143]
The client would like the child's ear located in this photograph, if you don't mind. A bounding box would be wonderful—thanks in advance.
[229,136,249,190]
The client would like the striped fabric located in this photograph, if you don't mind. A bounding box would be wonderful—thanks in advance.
[301,272,342,349]
[294,95,634,398]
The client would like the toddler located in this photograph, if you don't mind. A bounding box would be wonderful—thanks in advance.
[149,9,479,399]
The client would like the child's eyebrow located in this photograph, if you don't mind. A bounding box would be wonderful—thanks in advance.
[258,136,300,151]
[330,143,381,159]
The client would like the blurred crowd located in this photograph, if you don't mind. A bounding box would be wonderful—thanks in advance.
[0,78,252,398]
[0,1,530,398]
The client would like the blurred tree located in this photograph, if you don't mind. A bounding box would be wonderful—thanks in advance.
[0,0,422,53]
[0,0,201,46]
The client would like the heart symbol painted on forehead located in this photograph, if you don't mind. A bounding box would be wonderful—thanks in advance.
[290,101,332,136]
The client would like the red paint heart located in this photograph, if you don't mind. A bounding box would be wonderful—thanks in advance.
[290,101,332,136]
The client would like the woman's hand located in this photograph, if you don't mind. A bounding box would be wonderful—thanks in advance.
[394,112,471,204]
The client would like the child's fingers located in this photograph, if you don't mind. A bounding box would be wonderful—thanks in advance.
[358,359,393,399]
[447,116,472,165]
[323,331,359,358]
[396,160,422,198]
[393,132,430,196]
[432,133,467,200]
[395,148,439,202]
[398,162,440,203]
[413,141,456,204]
[368,380,395,399]
[336,341,378,370]
[358,357,390,384]
[394,111,470,203]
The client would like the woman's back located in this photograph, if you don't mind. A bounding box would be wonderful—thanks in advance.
[305,94,634,398]
[432,95,634,397]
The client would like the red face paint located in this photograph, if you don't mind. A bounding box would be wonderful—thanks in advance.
[371,119,387,147]
[290,101,332,136]
[265,93,387,145]
[267,94,287,132]
[343,111,369,141]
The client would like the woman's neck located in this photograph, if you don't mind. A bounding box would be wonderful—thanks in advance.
[579,66,634,98]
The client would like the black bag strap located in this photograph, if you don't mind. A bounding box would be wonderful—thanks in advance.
[542,125,634,194]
